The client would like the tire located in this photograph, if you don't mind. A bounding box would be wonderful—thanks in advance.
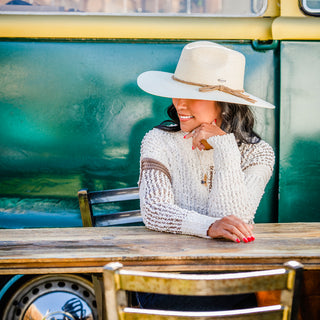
[1,274,98,320]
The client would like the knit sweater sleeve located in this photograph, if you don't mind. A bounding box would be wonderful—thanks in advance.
[139,169,217,237]
[206,134,275,223]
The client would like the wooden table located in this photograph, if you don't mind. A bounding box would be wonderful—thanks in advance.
[0,223,319,319]
[0,223,319,275]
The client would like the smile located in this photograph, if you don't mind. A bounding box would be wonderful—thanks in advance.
[179,115,194,120]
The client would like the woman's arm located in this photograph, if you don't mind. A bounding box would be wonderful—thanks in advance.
[186,122,274,222]
[207,134,274,223]
[204,134,274,242]
[140,162,257,242]
[139,160,218,238]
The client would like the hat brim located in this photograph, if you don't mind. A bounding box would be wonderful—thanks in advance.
[137,71,275,109]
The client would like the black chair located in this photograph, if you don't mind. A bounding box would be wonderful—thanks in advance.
[78,187,142,227]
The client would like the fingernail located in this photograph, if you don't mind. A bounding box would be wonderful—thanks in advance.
[214,119,217,124]
[243,238,248,243]
[251,236,255,241]
[236,239,240,243]
[192,146,195,150]
[184,135,187,139]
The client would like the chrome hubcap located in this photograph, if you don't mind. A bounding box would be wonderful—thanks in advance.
[3,274,98,320]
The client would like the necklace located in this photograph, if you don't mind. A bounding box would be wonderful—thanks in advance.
[195,149,215,190]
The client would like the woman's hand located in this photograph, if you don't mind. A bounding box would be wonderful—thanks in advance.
[207,215,255,243]
[184,122,226,150]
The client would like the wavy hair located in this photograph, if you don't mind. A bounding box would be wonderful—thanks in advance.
[155,102,261,145]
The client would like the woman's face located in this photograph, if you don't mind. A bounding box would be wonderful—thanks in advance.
[172,98,221,133]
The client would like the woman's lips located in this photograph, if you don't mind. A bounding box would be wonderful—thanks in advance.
[179,115,194,121]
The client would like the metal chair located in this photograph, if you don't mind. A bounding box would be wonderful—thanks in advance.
[78,187,142,227]
[103,261,303,320]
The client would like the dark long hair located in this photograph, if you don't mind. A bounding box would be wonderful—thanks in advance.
[155,102,261,145]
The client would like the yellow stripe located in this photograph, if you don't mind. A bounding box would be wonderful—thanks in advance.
[0,0,319,41]
[273,17,320,40]
[0,15,273,40]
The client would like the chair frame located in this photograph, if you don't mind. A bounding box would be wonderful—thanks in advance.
[78,187,142,227]
[103,261,303,320]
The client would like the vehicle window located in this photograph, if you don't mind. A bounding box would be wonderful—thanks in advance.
[300,0,320,15]
[0,0,268,16]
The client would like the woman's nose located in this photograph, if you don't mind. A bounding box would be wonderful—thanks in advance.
[175,99,188,110]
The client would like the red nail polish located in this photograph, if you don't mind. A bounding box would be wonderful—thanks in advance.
[214,119,217,124]
[251,236,255,241]
[184,135,187,139]
[236,239,240,243]
[243,238,248,243]
[192,146,195,150]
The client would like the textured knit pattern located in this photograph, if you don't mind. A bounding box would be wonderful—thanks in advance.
[139,128,275,238]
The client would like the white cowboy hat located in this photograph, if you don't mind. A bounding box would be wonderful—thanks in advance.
[137,41,275,109]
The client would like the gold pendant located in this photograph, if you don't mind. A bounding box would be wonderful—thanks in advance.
[201,174,207,186]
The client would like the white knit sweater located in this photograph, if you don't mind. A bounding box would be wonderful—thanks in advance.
[139,128,275,238]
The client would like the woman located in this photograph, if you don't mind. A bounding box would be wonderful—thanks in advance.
[136,41,275,310]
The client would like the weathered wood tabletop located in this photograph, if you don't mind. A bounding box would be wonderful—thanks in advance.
[0,223,319,274]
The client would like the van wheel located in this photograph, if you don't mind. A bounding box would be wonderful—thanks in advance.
[2,274,98,320]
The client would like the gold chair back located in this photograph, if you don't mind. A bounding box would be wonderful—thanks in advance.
[103,261,303,320]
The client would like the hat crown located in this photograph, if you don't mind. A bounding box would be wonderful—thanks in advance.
[174,41,245,90]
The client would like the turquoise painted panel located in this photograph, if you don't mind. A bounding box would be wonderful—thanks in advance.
[0,41,277,227]
[279,41,320,222]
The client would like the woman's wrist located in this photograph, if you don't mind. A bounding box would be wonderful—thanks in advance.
[207,133,236,149]
[208,134,241,170]
[207,222,215,237]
